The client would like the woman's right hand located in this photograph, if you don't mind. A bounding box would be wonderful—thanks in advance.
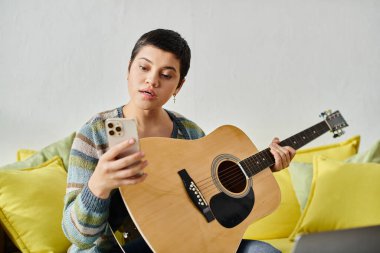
[88,138,148,199]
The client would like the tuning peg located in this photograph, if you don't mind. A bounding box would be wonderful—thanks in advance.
[333,129,345,138]
[320,110,332,118]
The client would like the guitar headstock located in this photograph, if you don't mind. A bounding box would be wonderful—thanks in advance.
[321,110,349,138]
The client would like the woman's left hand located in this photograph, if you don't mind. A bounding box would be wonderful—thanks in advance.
[269,137,296,172]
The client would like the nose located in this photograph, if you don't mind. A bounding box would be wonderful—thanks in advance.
[145,73,159,88]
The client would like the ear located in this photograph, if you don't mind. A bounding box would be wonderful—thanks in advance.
[174,79,185,95]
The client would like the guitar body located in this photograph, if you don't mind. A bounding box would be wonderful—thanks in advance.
[119,125,281,252]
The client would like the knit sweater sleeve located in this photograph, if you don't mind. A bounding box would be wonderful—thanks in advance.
[62,117,110,249]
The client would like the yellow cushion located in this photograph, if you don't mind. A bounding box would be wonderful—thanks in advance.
[243,136,360,240]
[16,149,37,162]
[0,156,71,252]
[292,135,360,163]
[289,155,380,240]
[243,168,301,239]
[288,162,313,210]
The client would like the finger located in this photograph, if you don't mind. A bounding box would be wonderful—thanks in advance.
[272,137,280,144]
[284,146,297,160]
[110,151,145,171]
[270,144,289,169]
[114,160,148,179]
[279,143,293,162]
[103,138,137,160]
[120,173,148,185]
[269,145,282,170]
[279,146,295,166]
[279,150,287,169]
[272,143,290,163]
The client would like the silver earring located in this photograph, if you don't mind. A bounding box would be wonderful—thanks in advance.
[173,94,176,103]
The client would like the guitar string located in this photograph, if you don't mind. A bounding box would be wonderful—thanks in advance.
[197,120,329,188]
[198,124,319,188]
[199,154,273,195]
[196,156,272,195]
[196,156,275,194]
[197,158,277,196]
[197,152,277,194]
[197,118,339,198]
[196,160,252,186]
[201,164,263,197]
[196,148,276,193]
[195,148,273,187]
[195,122,329,195]
[197,141,306,194]
[195,161,254,190]
[196,141,296,188]
[199,165,248,196]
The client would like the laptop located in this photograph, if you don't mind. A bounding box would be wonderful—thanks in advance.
[292,225,380,253]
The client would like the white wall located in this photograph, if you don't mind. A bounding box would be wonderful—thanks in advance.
[1,0,379,164]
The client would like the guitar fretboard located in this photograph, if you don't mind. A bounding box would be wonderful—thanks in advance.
[239,121,330,177]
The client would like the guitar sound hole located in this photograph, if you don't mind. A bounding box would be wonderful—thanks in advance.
[217,160,246,194]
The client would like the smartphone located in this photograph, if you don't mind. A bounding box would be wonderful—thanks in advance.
[105,118,140,158]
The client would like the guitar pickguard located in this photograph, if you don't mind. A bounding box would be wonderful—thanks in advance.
[210,188,255,228]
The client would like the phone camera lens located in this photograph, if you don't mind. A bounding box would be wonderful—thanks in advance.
[115,126,122,132]
[108,123,114,128]
[109,130,115,136]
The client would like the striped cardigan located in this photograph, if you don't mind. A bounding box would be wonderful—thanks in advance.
[62,106,205,252]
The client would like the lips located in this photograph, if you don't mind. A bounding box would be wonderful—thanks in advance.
[139,88,157,99]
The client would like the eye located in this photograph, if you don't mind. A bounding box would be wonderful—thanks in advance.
[161,73,172,79]
[139,65,148,71]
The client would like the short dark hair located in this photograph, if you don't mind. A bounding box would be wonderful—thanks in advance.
[129,29,191,82]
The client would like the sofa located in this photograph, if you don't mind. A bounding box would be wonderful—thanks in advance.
[1,133,379,253]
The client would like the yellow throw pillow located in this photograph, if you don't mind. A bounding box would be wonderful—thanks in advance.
[0,156,71,252]
[243,136,360,240]
[243,168,301,239]
[289,155,380,240]
[289,135,361,210]
[16,149,37,162]
[292,135,360,163]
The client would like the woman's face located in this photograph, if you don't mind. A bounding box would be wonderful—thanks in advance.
[127,45,184,111]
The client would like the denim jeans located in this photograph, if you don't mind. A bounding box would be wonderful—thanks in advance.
[122,238,281,253]
[237,239,281,253]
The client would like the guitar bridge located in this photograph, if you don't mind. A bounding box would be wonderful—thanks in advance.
[178,169,215,223]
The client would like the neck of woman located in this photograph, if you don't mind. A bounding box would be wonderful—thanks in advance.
[122,104,173,138]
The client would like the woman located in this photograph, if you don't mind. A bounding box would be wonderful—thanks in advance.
[62,29,296,252]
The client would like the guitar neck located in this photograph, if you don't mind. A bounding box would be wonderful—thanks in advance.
[240,120,330,177]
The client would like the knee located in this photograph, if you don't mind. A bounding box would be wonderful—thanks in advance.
[237,239,281,253]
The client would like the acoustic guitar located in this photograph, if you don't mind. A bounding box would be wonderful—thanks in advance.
[110,110,348,252]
